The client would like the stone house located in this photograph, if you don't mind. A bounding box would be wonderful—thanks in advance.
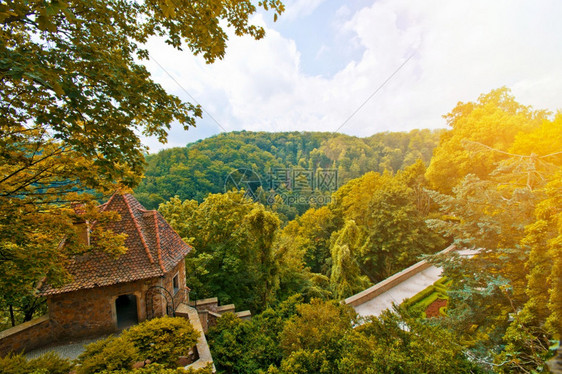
[38,193,192,340]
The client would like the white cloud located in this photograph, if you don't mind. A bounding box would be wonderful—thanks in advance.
[142,0,562,151]
[283,0,328,21]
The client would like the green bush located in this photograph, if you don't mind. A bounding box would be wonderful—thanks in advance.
[96,362,214,373]
[0,353,29,374]
[0,352,74,374]
[403,277,451,318]
[76,335,138,374]
[137,362,214,373]
[122,316,200,367]
[77,316,199,373]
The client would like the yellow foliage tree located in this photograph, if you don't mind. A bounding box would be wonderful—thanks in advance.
[426,88,547,193]
[0,0,284,325]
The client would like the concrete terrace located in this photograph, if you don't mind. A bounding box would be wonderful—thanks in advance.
[345,245,476,318]
[352,265,443,318]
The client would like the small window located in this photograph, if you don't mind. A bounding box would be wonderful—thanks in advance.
[173,274,179,295]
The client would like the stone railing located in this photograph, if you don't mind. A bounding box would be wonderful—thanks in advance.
[344,244,456,308]
[175,303,216,373]
[0,315,56,356]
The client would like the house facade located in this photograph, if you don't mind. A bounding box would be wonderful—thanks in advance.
[39,193,192,340]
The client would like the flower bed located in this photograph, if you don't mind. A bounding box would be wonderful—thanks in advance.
[402,277,451,318]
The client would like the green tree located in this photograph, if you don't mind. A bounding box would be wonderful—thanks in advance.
[245,207,281,307]
[426,174,538,364]
[209,298,482,374]
[496,173,562,372]
[159,192,281,312]
[273,204,344,302]
[207,295,302,374]
[278,299,356,373]
[338,307,483,374]
[2,0,283,193]
[1,0,283,325]
[134,130,443,212]
[424,99,562,370]
[277,206,336,275]
[329,220,371,299]
[526,173,562,336]
[332,171,444,280]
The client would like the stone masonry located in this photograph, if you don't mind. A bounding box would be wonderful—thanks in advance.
[0,193,193,355]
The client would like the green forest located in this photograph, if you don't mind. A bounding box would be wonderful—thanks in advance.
[133,129,442,218]
[138,88,561,373]
[2,0,562,373]
[4,87,560,373]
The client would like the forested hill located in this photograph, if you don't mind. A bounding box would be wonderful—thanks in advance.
[134,129,443,210]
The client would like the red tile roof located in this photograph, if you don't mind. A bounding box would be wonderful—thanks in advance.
[39,193,192,296]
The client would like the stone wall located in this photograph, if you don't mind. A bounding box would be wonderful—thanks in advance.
[344,259,434,308]
[48,260,188,341]
[0,261,189,354]
[0,316,55,356]
[191,298,251,333]
[344,244,456,308]
[175,304,216,373]
[49,278,149,340]
[147,261,187,318]
[165,261,188,312]
[192,298,218,332]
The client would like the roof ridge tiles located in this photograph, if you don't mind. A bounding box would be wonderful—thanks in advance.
[122,194,155,265]
[153,210,166,273]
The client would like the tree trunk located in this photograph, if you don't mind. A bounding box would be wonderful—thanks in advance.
[9,304,15,327]
[23,308,34,322]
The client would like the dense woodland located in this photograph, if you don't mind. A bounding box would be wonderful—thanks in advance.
[134,128,442,217]
[2,1,562,373]
[149,88,562,374]
[141,89,562,374]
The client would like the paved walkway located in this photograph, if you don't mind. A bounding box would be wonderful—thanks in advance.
[353,265,442,317]
[346,247,477,318]
[25,334,114,360]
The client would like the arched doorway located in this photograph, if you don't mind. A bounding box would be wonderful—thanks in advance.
[115,294,138,329]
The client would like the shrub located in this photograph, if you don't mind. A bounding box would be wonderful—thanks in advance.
[122,316,200,367]
[77,316,199,373]
[0,352,74,374]
[76,335,138,374]
[94,362,213,373]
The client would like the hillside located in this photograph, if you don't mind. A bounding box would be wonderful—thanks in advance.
[133,129,443,212]
[3,86,562,373]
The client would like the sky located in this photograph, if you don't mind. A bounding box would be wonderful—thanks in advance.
[141,0,562,152]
